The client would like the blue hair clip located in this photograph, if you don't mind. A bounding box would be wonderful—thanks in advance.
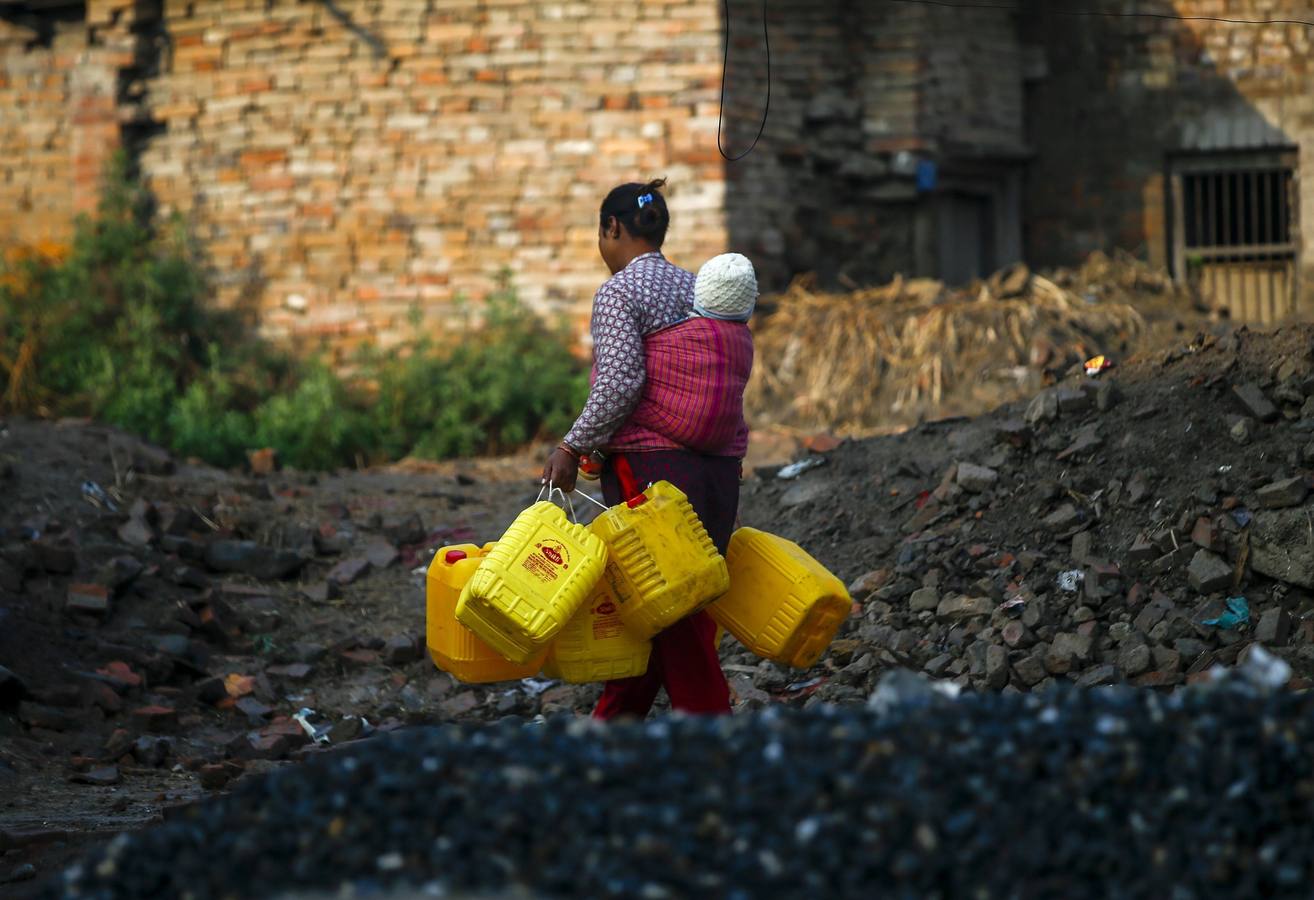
[637,193,653,208]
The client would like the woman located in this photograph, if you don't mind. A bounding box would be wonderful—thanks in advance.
[541,178,754,720]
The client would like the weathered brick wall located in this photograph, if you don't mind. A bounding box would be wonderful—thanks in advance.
[131,0,728,355]
[919,5,1026,156]
[0,0,146,246]
[723,0,1023,288]
[720,0,874,287]
[1021,0,1314,304]
[6,0,1310,346]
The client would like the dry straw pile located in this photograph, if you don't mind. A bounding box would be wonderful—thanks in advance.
[745,253,1199,432]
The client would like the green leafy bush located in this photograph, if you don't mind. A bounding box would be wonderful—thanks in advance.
[252,364,371,471]
[0,153,229,423]
[365,284,589,460]
[167,354,257,466]
[0,155,588,469]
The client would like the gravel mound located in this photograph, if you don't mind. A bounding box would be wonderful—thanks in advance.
[735,325,1314,702]
[50,676,1314,900]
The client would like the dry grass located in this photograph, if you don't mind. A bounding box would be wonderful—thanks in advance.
[745,253,1204,432]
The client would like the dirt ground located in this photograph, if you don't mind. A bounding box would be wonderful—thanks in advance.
[0,429,553,895]
[0,414,819,895]
[6,321,1314,897]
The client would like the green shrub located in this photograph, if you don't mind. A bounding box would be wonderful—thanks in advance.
[0,156,588,469]
[167,354,256,467]
[253,364,371,471]
[0,154,230,421]
[366,283,589,461]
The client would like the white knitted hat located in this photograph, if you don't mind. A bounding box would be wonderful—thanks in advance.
[693,253,758,322]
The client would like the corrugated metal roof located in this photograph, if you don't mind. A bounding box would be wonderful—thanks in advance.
[1180,107,1292,151]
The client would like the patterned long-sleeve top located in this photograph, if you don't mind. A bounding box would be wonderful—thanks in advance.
[563,252,695,453]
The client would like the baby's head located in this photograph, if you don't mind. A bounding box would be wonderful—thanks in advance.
[693,253,757,322]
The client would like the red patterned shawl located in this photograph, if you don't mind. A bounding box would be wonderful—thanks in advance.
[607,317,753,457]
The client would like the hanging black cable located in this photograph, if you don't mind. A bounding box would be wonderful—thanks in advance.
[717,0,771,161]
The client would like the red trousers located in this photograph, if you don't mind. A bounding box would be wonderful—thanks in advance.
[591,451,735,720]
[592,609,730,718]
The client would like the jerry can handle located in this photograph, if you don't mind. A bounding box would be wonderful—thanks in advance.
[536,482,589,523]
[572,489,608,512]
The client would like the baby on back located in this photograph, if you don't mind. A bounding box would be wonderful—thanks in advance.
[692,252,757,323]
[607,252,758,456]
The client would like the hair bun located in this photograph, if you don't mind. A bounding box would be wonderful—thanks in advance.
[598,177,671,248]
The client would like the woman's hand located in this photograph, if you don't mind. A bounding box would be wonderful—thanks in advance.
[541,446,580,494]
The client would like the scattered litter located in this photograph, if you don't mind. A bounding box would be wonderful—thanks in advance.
[782,676,826,696]
[1235,645,1292,691]
[519,678,556,696]
[777,457,827,480]
[1084,355,1115,377]
[1056,570,1085,593]
[80,480,118,512]
[1217,465,1233,474]
[1203,597,1249,630]
[868,670,961,714]
[1231,509,1253,528]
[293,708,332,744]
[999,596,1027,611]
[224,674,256,699]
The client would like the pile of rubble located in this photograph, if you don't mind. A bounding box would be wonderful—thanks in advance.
[10,323,1314,894]
[736,324,1314,703]
[0,419,579,883]
[44,669,1314,899]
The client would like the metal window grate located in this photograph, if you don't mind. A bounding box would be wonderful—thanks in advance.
[1169,151,1299,324]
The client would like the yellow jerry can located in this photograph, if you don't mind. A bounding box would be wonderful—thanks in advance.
[456,501,607,664]
[708,527,851,669]
[426,544,546,683]
[590,481,729,642]
[542,577,651,684]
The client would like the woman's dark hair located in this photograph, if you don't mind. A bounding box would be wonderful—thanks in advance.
[599,178,669,247]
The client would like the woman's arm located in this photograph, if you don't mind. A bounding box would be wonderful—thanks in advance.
[565,281,647,453]
[542,281,646,491]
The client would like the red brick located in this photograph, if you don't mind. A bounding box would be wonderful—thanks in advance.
[240,149,288,168]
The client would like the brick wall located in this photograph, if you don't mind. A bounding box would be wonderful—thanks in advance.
[0,0,147,246]
[136,0,731,355]
[1021,0,1314,306]
[0,0,729,356]
[723,0,1023,288]
[919,5,1026,157]
[4,0,1310,348]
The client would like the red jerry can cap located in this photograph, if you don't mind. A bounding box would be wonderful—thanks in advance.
[444,549,468,564]
[626,493,648,509]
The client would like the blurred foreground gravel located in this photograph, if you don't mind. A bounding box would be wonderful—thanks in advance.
[48,674,1314,900]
